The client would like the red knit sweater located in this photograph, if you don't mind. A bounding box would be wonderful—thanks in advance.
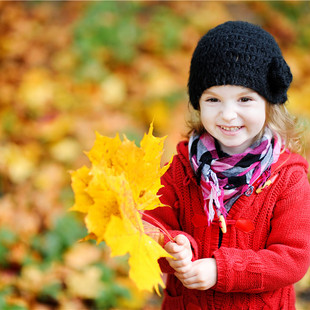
[145,141,310,310]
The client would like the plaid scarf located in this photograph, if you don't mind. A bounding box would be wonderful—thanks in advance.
[189,128,281,224]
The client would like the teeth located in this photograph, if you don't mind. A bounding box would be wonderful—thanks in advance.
[220,126,241,131]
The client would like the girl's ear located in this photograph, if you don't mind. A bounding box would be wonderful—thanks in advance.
[267,57,292,104]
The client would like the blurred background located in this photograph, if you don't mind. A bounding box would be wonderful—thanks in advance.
[1,1,310,309]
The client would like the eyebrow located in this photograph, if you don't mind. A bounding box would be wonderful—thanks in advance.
[201,90,221,96]
[202,89,256,96]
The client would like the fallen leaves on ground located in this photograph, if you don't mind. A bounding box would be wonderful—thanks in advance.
[1,1,310,308]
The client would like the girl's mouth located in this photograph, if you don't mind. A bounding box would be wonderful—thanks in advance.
[219,125,242,132]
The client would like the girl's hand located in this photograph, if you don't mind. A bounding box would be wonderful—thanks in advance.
[175,258,218,290]
[164,234,193,274]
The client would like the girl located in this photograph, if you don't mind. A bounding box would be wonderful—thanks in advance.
[144,21,310,309]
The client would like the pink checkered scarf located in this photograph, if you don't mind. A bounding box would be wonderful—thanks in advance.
[189,128,281,224]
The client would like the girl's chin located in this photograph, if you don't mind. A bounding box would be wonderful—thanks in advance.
[218,140,251,155]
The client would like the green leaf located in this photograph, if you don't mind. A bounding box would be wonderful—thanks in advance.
[0,229,17,266]
[0,287,28,310]
[38,282,62,302]
[73,1,143,79]
[0,228,17,245]
[95,283,131,310]
[30,214,86,262]
[147,6,185,53]
[0,244,9,266]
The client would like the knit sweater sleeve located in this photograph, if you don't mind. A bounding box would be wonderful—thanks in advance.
[213,166,310,293]
[143,158,199,274]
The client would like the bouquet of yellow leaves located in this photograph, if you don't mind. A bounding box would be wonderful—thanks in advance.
[70,123,173,294]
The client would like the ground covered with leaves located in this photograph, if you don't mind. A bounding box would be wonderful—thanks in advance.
[1,1,310,309]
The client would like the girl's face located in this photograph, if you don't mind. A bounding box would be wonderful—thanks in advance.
[199,85,266,155]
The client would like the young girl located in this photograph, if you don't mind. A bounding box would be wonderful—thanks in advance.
[144,21,310,309]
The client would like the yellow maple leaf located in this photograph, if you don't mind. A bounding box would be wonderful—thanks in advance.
[105,215,168,294]
[70,166,93,213]
[87,132,122,167]
[70,123,172,293]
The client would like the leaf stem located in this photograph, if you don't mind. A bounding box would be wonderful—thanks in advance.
[140,211,174,242]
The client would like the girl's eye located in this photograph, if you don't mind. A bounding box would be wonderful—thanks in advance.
[240,97,252,103]
[206,98,219,103]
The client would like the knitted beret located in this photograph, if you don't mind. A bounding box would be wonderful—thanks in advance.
[188,21,293,110]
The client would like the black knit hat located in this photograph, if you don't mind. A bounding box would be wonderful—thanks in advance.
[188,21,293,110]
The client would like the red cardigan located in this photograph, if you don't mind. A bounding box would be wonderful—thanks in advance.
[145,141,310,310]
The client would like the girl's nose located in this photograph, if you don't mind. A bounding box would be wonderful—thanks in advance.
[221,104,237,122]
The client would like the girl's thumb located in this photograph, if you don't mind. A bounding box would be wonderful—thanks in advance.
[175,234,190,247]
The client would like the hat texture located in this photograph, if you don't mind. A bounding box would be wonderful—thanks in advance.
[188,21,293,109]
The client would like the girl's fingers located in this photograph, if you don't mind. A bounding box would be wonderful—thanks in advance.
[175,270,196,281]
[167,257,191,271]
[175,273,208,290]
[173,264,192,274]
[165,241,183,254]
[170,257,191,268]
[174,234,191,248]
[165,235,193,274]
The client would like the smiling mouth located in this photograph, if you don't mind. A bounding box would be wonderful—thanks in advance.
[219,126,242,132]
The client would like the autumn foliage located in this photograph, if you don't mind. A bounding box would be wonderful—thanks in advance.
[1,1,310,309]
